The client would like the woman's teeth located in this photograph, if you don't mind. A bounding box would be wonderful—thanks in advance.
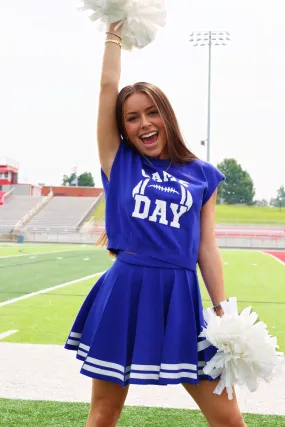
[141,132,159,145]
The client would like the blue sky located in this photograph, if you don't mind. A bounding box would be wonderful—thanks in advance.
[0,0,284,199]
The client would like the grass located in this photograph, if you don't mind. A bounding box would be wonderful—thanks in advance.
[0,245,284,425]
[215,204,285,224]
[0,246,284,350]
[0,399,284,427]
[91,199,285,225]
[0,246,112,302]
[202,250,285,352]
[90,197,105,222]
[0,277,100,344]
[0,244,86,257]
[0,245,113,343]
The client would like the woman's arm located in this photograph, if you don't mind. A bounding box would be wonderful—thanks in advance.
[97,22,123,179]
[198,190,226,316]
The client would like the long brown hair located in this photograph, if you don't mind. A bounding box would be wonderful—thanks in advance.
[96,82,197,253]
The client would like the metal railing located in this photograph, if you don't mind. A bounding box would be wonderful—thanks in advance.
[0,227,284,249]
[2,187,15,204]
[216,218,285,225]
[75,193,104,231]
[12,191,54,234]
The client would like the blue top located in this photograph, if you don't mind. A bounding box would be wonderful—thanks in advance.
[101,140,225,270]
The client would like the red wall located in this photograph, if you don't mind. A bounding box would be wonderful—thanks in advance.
[41,186,103,197]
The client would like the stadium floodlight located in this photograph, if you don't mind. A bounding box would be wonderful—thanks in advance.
[189,31,230,162]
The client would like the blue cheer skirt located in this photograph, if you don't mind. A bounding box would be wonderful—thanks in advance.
[64,252,217,387]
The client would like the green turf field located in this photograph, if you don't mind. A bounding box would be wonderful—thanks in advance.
[91,198,285,225]
[0,244,88,257]
[0,245,111,302]
[215,205,285,224]
[0,399,284,427]
[1,244,284,426]
[0,244,284,350]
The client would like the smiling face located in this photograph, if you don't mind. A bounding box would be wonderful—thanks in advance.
[123,92,169,159]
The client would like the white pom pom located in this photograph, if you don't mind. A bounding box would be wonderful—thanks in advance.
[199,297,284,400]
[78,0,166,50]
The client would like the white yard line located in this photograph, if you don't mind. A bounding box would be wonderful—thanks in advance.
[260,251,285,266]
[0,249,88,259]
[0,330,18,340]
[0,272,105,308]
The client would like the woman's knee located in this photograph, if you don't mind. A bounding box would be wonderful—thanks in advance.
[183,382,246,427]
[210,411,246,427]
[87,379,128,426]
[88,399,123,427]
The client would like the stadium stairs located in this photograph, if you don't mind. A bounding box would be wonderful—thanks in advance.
[0,195,45,234]
[24,196,100,233]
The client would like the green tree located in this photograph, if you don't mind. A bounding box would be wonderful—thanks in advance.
[78,172,95,187]
[276,185,285,209]
[270,186,285,208]
[62,172,77,186]
[217,158,255,205]
[62,172,95,187]
[269,197,276,207]
[256,199,268,207]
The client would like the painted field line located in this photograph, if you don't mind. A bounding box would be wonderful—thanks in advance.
[0,249,89,259]
[0,271,105,308]
[0,330,19,340]
[260,251,285,266]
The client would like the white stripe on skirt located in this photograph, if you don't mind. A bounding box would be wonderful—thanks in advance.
[82,364,125,381]
[68,336,210,381]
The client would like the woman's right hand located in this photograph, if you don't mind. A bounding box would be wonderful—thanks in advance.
[106,22,123,41]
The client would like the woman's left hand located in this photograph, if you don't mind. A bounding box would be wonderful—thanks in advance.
[215,307,224,317]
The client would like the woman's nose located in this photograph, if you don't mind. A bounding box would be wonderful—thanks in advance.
[141,114,151,128]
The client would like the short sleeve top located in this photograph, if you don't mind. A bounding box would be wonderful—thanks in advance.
[101,140,225,270]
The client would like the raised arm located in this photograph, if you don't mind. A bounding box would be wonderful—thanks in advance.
[97,23,123,180]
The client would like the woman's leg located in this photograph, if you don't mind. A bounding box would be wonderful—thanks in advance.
[86,379,129,427]
[183,380,246,427]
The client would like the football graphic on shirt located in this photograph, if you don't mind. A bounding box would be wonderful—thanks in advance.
[131,168,193,229]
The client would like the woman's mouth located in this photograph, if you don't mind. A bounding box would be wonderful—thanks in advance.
[140,131,159,146]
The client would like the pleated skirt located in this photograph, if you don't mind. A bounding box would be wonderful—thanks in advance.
[64,252,216,387]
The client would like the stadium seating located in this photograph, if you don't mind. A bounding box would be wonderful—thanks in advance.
[0,196,43,232]
[25,196,98,232]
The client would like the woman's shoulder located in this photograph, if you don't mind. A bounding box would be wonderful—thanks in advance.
[186,158,224,177]
[188,158,214,169]
[180,158,213,176]
[178,159,225,205]
[179,159,225,188]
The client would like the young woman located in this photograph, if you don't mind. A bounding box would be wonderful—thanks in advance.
[65,22,246,427]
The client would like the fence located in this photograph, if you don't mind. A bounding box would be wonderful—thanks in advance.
[1,226,284,249]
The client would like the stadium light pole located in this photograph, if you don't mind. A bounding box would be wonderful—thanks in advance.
[189,31,230,162]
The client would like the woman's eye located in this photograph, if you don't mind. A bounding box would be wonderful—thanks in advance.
[128,117,137,122]
[149,111,158,115]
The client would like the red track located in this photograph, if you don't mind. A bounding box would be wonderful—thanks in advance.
[263,251,285,263]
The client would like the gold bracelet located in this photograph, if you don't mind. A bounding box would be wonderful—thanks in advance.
[213,303,223,312]
[213,298,228,312]
[106,31,122,41]
[105,39,122,48]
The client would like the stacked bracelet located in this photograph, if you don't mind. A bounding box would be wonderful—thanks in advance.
[105,39,122,48]
[106,31,122,41]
